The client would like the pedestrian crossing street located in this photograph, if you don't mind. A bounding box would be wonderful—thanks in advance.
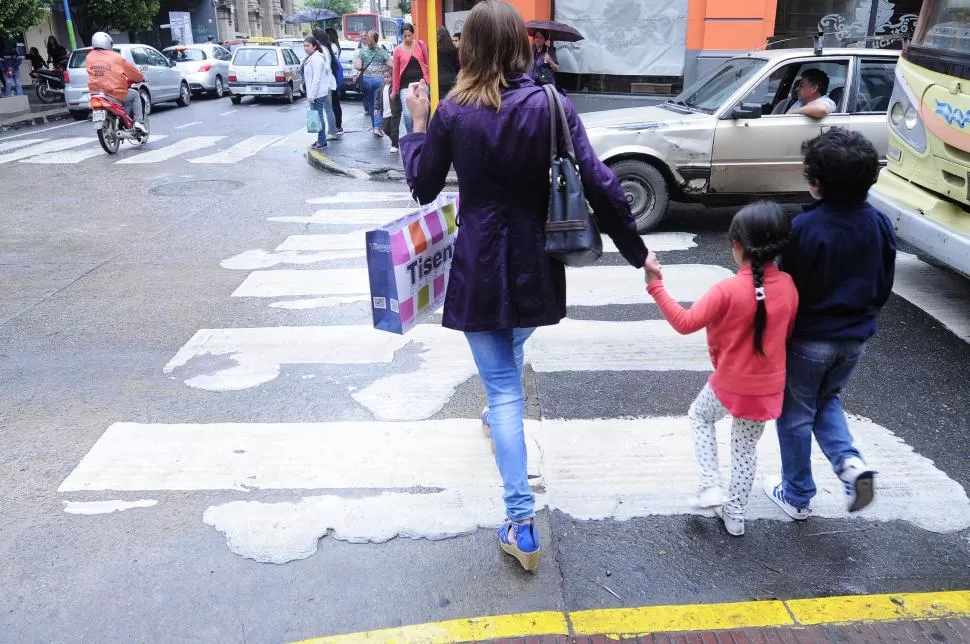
[0,131,304,165]
[58,191,970,564]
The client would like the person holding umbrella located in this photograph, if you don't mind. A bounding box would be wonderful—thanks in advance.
[530,29,558,86]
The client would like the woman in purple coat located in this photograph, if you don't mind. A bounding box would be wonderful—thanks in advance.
[401,0,649,572]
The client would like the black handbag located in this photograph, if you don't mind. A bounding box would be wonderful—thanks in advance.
[543,85,602,267]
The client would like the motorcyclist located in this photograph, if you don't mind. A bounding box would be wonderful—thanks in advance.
[85,31,147,134]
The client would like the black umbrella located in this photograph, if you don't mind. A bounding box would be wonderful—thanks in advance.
[282,8,339,24]
[525,20,584,42]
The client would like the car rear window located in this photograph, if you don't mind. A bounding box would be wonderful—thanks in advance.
[166,48,206,61]
[233,48,279,66]
[68,48,121,68]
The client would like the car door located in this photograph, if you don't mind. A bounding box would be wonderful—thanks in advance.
[709,57,850,194]
[283,48,302,87]
[214,45,232,79]
[846,56,898,161]
[146,46,178,99]
[128,47,157,96]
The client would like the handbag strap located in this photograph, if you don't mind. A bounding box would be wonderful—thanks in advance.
[543,85,576,164]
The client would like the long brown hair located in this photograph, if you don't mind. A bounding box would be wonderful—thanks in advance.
[436,25,456,53]
[448,0,531,110]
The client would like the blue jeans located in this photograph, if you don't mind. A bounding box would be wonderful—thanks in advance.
[2,60,23,97]
[401,96,413,135]
[776,339,866,508]
[311,97,330,147]
[318,92,337,135]
[464,327,536,521]
[362,76,383,129]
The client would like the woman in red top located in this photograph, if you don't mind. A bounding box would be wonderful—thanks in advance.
[645,202,798,537]
[391,22,430,135]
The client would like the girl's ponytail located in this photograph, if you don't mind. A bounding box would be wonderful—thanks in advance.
[728,201,792,357]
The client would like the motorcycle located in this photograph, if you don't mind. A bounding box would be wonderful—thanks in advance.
[31,67,65,104]
[89,91,150,154]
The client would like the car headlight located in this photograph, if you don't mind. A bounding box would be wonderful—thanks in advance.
[887,66,927,154]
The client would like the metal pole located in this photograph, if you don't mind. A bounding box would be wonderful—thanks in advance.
[63,0,78,49]
[427,0,439,112]
[866,0,880,48]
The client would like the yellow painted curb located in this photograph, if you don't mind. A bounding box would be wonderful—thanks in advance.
[294,611,569,644]
[292,590,970,643]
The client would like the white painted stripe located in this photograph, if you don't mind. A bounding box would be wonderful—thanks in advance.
[174,121,203,129]
[893,252,970,343]
[220,249,361,270]
[219,110,237,116]
[230,264,732,305]
[275,231,367,252]
[59,416,969,562]
[269,207,415,225]
[21,135,170,164]
[0,138,47,153]
[162,321,711,417]
[63,499,158,514]
[59,419,541,492]
[115,136,224,164]
[0,119,84,141]
[188,135,283,164]
[268,297,367,309]
[306,192,414,205]
[602,232,698,253]
[0,137,93,164]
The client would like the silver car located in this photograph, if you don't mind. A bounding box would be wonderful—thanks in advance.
[66,44,192,120]
[584,48,899,231]
[228,46,304,104]
[163,43,232,98]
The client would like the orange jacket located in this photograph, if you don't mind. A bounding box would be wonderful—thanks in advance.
[86,48,144,101]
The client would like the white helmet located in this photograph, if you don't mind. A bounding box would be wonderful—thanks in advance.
[91,32,113,50]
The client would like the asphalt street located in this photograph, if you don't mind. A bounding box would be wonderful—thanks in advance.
[1,90,969,643]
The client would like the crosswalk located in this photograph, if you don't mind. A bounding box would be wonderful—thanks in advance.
[59,191,970,565]
[0,131,304,165]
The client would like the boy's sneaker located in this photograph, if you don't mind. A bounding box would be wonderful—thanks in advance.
[839,456,875,513]
[763,476,811,521]
[481,407,495,453]
[688,486,727,509]
[713,505,744,536]
[498,519,540,571]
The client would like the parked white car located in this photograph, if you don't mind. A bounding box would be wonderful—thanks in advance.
[65,44,191,119]
[163,43,232,98]
[228,45,304,104]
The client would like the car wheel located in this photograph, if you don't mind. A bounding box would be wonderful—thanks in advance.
[176,82,191,107]
[212,76,225,98]
[230,94,242,105]
[140,88,152,116]
[610,160,671,232]
[284,83,294,104]
[69,109,90,121]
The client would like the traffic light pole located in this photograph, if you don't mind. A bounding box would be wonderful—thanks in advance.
[426,0,439,112]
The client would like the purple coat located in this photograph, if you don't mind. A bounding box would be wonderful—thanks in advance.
[400,74,648,332]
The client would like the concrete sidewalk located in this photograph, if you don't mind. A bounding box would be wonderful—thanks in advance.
[0,84,70,132]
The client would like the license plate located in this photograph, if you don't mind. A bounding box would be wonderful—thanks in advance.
[92,110,105,122]
[249,85,263,93]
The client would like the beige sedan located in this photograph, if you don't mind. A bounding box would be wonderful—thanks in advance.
[584,48,899,231]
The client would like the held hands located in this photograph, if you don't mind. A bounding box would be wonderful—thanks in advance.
[405,80,431,132]
[644,251,663,286]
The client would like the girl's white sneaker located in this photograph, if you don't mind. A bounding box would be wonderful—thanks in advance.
[714,506,745,536]
[689,486,727,509]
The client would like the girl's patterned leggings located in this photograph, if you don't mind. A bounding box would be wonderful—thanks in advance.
[688,383,766,519]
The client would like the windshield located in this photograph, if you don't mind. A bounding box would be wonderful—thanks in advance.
[672,58,767,113]
[915,0,970,54]
[233,48,279,66]
[345,14,378,35]
[165,48,206,61]
[68,48,120,68]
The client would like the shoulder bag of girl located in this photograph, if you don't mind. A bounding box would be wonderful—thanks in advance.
[542,85,602,267]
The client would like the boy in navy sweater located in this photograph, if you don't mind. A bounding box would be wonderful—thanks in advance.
[765,128,896,520]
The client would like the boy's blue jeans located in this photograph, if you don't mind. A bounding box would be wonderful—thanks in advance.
[776,338,866,509]
[464,327,536,522]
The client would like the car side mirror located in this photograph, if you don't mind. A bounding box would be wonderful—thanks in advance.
[732,102,763,120]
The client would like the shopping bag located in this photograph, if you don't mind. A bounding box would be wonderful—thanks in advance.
[366,194,460,335]
[306,108,322,133]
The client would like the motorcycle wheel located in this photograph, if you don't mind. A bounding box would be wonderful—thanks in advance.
[36,81,57,104]
[97,116,121,154]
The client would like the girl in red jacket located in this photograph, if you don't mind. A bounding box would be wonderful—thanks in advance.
[645,202,798,536]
